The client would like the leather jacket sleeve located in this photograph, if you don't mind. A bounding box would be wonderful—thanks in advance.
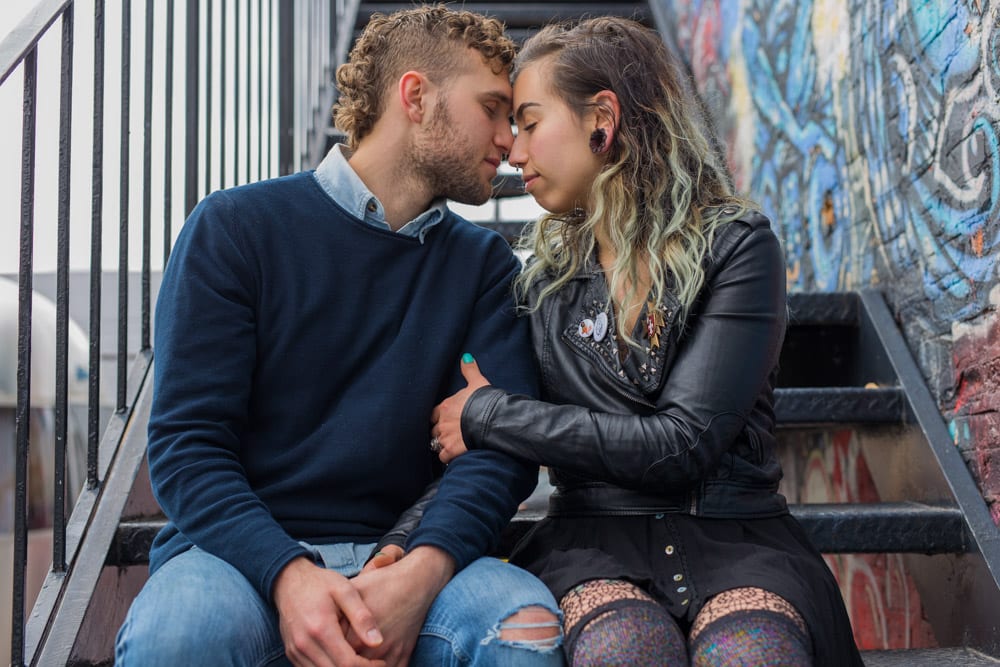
[460,222,787,492]
[368,478,440,559]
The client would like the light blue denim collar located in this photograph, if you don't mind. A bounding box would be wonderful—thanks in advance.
[313,144,448,243]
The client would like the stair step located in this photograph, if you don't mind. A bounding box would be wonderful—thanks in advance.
[358,3,652,30]
[787,291,860,326]
[499,502,965,556]
[774,386,906,425]
[789,502,965,553]
[112,502,964,567]
[861,647,1000,666]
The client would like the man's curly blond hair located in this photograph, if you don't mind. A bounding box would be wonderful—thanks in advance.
[333,4,515,149]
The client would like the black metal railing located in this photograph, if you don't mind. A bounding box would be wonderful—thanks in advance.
[2,1,354,663]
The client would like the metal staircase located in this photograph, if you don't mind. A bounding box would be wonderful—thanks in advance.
[100,290,1000,666]
[8,1,1000,665]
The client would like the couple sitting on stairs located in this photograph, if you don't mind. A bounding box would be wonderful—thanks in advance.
[115,5,861,666]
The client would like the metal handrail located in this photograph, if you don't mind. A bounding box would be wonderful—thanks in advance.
[0,0,72,85]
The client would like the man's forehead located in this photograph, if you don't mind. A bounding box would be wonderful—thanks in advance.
[452,65,512,103]
[457,47,512,84]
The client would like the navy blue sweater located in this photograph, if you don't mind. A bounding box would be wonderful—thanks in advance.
[148,172,539,602]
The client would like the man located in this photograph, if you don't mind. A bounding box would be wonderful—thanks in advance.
[116,6,563,666]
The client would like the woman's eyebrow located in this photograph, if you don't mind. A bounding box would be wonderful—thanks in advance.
[514,102,541,121]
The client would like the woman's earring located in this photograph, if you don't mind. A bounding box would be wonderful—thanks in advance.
[589,128,608,154]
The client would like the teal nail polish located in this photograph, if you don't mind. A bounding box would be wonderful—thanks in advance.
[462,353,475,364]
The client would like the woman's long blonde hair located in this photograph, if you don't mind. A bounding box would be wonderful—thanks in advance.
[513,17,756,346]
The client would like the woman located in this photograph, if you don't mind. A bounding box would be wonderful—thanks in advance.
[429,16,863,667]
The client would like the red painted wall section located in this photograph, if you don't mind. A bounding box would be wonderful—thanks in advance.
[778,430,938,649]
[951,285,1000,525]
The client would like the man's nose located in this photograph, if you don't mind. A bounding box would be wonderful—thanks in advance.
[496,121,514,152]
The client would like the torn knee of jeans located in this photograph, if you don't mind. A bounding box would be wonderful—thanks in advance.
[486,605,563,651]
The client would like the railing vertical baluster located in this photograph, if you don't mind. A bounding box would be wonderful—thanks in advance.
[142,0,153,351]
[234,0,240,185]
[89,0,106,488]
[164,0,175,263]
[118,0,132,413]
[245,0,251,184]
[257,0,263,180]
[303,1,312,165]
[185,0,200,216]
[329,0,338,157]
[267,0,273,176]
[219,0,226,188]
[54,3,75,575]
[12,44,38,667]
[205,0,212,194]
[278,0,293,175]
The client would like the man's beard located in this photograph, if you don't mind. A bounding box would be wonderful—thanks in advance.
[409,98,493,206]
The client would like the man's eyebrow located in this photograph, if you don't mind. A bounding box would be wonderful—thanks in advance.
[480,90,512,107]
[514,102,540,121]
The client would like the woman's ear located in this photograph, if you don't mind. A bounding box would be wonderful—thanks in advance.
[590,90,620,154]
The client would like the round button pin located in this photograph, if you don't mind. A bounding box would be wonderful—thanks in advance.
[593,312,609,342]
[578,318,595,338]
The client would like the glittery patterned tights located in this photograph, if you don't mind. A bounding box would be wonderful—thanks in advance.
[561,580,685,665]
[561,581,811,666]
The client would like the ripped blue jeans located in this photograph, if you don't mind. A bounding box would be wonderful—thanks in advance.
[116,543,564,666]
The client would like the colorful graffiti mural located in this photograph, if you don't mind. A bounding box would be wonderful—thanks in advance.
[668,0,999,321]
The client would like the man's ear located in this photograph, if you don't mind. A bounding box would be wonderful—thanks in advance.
[591,90,621,149]
[399,71,429,123]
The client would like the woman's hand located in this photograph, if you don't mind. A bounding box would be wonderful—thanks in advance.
[430,354,491,464]
[361,545,404,574]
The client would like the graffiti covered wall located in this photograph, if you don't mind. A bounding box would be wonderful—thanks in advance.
[659,0,998,519]
[656,0,999,648]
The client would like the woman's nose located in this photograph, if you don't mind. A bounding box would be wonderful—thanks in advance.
[508,134,527,169]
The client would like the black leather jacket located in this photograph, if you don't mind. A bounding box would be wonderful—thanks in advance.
[461,211,789,519]
[378,211,788,553]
